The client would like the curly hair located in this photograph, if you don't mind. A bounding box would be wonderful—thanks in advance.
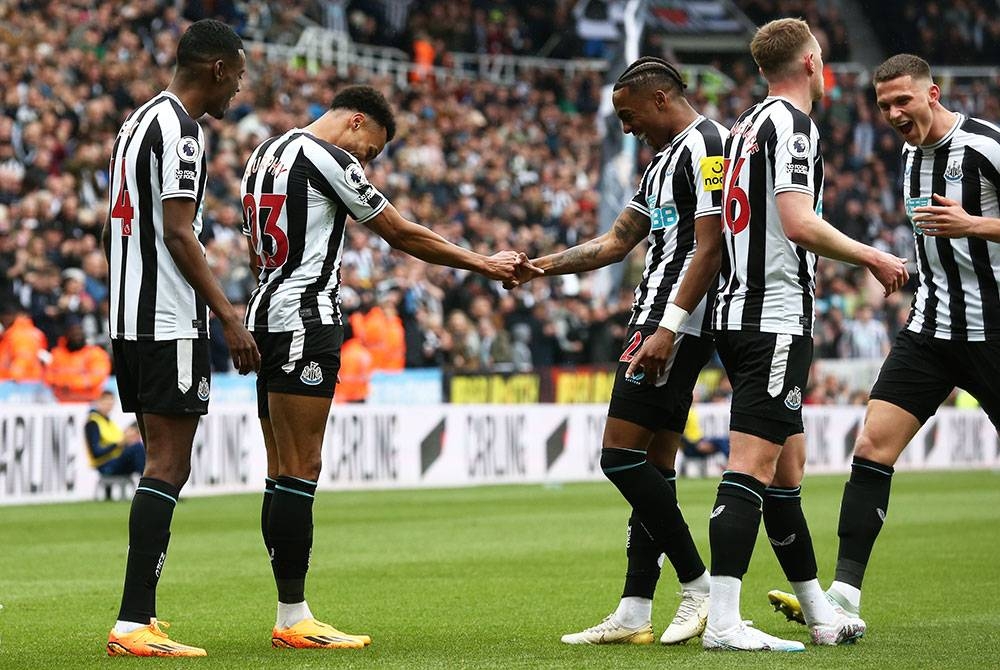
[331,86,397,142]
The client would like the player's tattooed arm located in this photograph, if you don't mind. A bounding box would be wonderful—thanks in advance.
[534,208,649,276]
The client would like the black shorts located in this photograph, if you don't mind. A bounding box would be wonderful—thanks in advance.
[715,330,813,444]
[112,338,211,415]
[254,325,344,419]
[607,326,715,433]
[870,329,1000,426]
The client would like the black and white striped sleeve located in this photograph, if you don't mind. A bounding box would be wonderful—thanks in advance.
[160,105,204,201]
[307,141,388,223]
[626,161,655,217]
[772,106,819,197]
[691,121,726,218]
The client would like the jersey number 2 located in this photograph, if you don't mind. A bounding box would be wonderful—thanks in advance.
[243,193,288,268]
[619,330,642,363]
[111,163,134,236]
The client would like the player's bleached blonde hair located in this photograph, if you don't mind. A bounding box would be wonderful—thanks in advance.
[750,18,815,79]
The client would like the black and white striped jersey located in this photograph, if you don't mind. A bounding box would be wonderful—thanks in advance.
[625,115,727,336]
[241,129,388,333]
[902,114,1000,341]
[714,96,824,336]
[107,91,209,340]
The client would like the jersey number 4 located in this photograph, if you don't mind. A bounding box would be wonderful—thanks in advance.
[722,157,750,234]
[111,163,134,236]
[243,193,288,268]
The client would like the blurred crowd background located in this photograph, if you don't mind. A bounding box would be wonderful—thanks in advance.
[1,0,997,406]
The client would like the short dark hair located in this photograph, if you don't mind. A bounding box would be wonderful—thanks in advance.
[873,54,932,84]
[331,85,397,142]
[176,19,244,68]
[614,57,686,94]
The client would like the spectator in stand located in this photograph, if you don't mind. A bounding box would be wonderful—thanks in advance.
[0,296,47,382]
[45,316,112,402]
[362,292,406,371]
[840,304,891,359]
[85,390,146,478]
[335,321,374,403]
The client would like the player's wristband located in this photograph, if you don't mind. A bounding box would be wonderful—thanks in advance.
[660,303,690,334]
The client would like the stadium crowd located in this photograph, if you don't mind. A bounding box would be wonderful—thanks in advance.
[0,0,994,405]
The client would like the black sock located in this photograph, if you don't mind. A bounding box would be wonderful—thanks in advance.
[602,449,705,595]
[117,478,180,623]
[836,457,894,588]
[261,477,277,549]
[268,476,317,604]
[763,485,817,582]
[621,466,682,598]
[709,471,765,579]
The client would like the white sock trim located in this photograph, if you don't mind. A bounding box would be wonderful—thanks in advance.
[707,575,742,631]
[113,620,148,634]
[791,579,837,625]
[276,600,313,629]
[614,596,652,628]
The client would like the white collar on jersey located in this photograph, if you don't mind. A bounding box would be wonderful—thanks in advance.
[657,114,705,155]
[159,90,189,114]
[916,113,964,151]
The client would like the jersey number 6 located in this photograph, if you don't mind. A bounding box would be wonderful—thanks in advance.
[243,193,288,268]
[723,157,750,234]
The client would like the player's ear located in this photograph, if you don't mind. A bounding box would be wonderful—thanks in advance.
[928,82,941,106]
[351,112,364,131]
[213,59,225,82]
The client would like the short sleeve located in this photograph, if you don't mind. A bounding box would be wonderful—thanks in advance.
[690,126,725,218]
[772,109,818,197]
[161,120,204,201]
[626,161,655,217]
[330,160,389,223]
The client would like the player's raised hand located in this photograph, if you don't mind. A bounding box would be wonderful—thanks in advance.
[866,250,909,296]
[221,316,261,375]
[914,193,977,238]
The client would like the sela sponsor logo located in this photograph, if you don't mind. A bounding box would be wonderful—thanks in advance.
[769,533,796,547]
[943,160,963,183]
[787,132,811,159]
[646,194,657,210]
[905,196,931,235]
[300,361,324,386]
[700,156,724,191]
[784,385,802,411]
[710,504,726,519]
[174,169,197,181]
[785,163,810,175]
[176,136,202,162]
[197,377,210,401]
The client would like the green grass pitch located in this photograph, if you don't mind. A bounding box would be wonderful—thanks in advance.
[2,470,999,669]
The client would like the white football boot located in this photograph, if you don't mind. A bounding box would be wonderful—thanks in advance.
[703,621,805,652]
[660,590,709,644]
[560,614,654,645]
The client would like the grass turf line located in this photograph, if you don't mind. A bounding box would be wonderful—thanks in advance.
[1,470,998,669]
